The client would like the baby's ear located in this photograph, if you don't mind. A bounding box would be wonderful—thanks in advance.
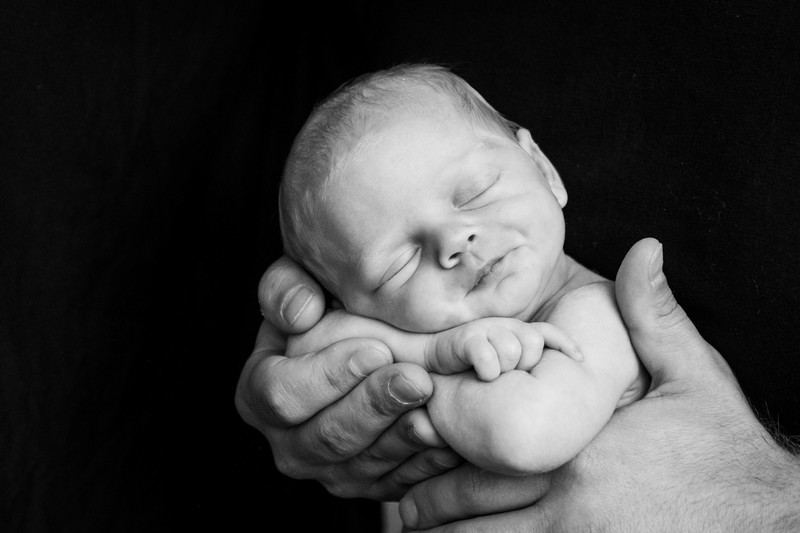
[516,128,568,208]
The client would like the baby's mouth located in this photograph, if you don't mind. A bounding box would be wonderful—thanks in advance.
[470,256,504,291]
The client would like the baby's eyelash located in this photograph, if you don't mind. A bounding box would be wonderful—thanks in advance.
[459,174,500,208]
[464,186,491,205]
[378,247,420,288]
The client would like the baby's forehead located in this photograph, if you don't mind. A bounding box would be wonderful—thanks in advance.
[307,190,375,262]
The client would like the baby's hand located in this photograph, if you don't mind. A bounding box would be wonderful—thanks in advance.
[427,318,582,381]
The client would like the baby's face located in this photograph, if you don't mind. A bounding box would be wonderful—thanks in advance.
[319,109,569,332]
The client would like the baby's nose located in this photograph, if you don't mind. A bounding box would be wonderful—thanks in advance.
[438,228,476,269]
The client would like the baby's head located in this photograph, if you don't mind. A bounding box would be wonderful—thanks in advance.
[279,63,570,332]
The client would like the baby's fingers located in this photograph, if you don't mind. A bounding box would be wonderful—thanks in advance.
[531,322,583,361]
[465,338,502,381]
[515,326,545,370]
[487,328,523,373]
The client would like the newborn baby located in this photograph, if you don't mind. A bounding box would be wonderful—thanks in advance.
[279,63,649,474]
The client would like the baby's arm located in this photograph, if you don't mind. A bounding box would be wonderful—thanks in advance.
[427,281,649,474]
[285,312,579,381]
[285,282,647,476]
[425,318,581,380]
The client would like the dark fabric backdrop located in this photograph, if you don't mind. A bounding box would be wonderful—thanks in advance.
[2,1,798,531]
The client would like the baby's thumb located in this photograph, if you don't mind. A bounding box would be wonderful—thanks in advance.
[615,238,732,385]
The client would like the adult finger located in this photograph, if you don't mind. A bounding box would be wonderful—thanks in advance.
[398,463,551,530]
[614,238,736,385]
[377,447,463,497]
[237,332,393,429]
[288,363,433,466]
[358,407,447,470]
[405,504,553,533]
[258,255,326,334]
[329,440,462,500]
[326,408,451,498]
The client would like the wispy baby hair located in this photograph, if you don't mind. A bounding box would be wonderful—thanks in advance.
[278,62,519,296]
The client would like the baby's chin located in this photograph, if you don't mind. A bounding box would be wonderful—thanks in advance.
[389,309,501,334]
[372,308,466,334]
[348,298,530,334]
[345,297,455,333]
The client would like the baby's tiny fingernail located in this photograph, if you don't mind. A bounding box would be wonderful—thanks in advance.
[280,284,314,326]
[388,374,426,405]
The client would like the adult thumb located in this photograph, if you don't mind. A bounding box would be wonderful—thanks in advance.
[615,238,733,385]
[258,256,326,335]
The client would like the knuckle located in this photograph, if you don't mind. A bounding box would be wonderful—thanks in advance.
[317,357,351,396]
[323,479,358,499]
[420,448,459,474]
[322,464,383,499]
[448,468,483,508]
[462,330,484,344]
[273,453,303,479]
[396,453,441,484]
[471,349,495,367]
[656,296,681,322]
[521,335,543,355]
[315,420,358,459]
[320,469,361,499]
[359,443,393,466]
[530,332,545,347]
[498,348,519,365]
[249,358,305,426]
[261,386,302,426]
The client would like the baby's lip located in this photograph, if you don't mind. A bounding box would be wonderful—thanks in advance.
[470,255,505,292]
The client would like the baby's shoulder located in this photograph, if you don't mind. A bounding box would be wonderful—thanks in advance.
[546,280,619,322]
[536,280,632,347]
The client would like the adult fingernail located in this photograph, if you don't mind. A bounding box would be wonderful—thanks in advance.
[407,422,424,444]
[399,497,419,529]
[350,347,391,377]
[388,374,426,405]
[648,242,666,289]
[280,284,314,326]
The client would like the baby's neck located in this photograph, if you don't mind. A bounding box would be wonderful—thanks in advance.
[530,254,607,322]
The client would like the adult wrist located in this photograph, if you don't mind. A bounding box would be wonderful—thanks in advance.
[724,432,800,531]
[763,447,800,531]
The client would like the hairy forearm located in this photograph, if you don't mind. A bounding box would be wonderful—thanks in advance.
[620,413,800,532]
[720,436,800,531]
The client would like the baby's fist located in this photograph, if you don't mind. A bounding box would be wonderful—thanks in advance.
[457,318,580,381]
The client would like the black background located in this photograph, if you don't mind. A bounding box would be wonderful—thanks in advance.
[2,1,798,531]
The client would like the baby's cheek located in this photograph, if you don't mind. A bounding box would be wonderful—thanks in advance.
[396,285,467,333]
[383,295,432,332]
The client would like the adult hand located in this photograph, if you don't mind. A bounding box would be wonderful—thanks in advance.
[235,256,461,501]
[399,238,800,531]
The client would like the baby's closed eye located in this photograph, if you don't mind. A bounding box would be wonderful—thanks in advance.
[455,173,500,210]
[377,247,421,290]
